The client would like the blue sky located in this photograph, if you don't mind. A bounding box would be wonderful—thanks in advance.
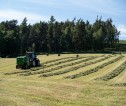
[0,0,126,39]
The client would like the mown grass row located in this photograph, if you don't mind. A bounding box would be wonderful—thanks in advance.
[64,55,124,79]
[112,83,126,87]
[42,56,86,68]
[97,61,126,81]
[4,69,31,75]
[39,55,113,77]
[25,56,87,71]
[4,56,88,75]
[42,56,74,64]
[19,56,100,76]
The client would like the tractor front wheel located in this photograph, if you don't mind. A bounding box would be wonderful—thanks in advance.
[23,64,29,69]
[16,65,19,69]
[25,64,29,69]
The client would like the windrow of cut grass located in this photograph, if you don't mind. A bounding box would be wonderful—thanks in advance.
[39,55,113,77]
[77,56,126,82]
[42,56,74,64]
[97,61,126,81]
[64,55,124,79]
[19,56,100,76]
[31,54,105,70]
[4,56,92,75]
[112,83,126,87]
[42,56,86,68]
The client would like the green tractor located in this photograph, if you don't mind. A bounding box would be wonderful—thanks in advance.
[16,52,40,69]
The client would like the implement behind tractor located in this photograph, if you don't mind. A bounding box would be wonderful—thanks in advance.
[16,52,40,69]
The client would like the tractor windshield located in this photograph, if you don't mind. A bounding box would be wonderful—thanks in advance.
[32,53,35,58]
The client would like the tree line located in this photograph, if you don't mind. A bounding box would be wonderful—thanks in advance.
[0,16,120,57]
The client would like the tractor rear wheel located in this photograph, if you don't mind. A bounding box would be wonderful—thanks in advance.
[35,60,40,66]
[37,60,40,66]
[33,60,36,67]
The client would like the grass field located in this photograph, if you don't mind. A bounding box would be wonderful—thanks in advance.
[0,54,126,106]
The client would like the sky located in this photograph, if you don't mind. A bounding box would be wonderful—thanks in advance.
[0,0,126,39]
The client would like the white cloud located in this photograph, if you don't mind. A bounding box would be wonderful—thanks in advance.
[67,0,125,15]
[117,24,126,40]
[118,24,126,35]
[0,9,48,24]
[21,0,56,6]
[13,0,126,17]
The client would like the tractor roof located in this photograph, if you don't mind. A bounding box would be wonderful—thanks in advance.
[26,52,34,54]
[17,56,26,58]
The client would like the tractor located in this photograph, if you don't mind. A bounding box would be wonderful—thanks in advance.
[16,52,40,69]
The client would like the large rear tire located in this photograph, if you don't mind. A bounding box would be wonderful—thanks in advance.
[37,60,40,66]
[35,59,40,66]
[33,60,36,67]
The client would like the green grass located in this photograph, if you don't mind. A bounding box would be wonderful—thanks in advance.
[0,54,126,106]
[119,40,126,44]
[98,60,126,81]
[64,55,124,79]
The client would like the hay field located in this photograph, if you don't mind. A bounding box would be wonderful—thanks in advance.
[0,54,126,106]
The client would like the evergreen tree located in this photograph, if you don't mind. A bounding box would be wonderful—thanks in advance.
[47,16,55,53]
[19,17,28,54]
[0,16,120,57]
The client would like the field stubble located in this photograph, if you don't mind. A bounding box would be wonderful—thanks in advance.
[0,54,126,106]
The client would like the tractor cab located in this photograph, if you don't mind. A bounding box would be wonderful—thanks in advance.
[26,52,36,60]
